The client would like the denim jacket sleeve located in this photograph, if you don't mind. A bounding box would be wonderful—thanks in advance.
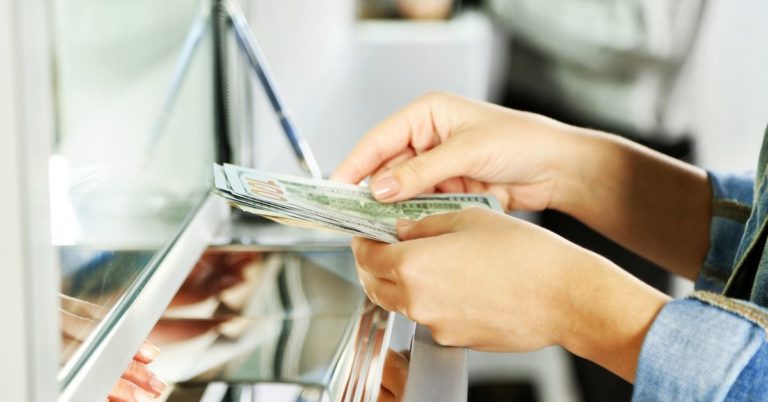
[695,171,755,293]
[632,171,767,401]
[633,292,768,401]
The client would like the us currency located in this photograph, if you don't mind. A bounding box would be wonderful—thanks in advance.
[213,164,503,243]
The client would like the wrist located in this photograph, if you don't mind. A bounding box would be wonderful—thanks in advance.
[555,250,670,382]
[548,128,614,214]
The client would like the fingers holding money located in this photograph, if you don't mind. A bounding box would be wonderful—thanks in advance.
[352,237,431,319]
[352,237,401,283]
[213,164,503,244]
[356,269,401,313]
[352,237,407,314]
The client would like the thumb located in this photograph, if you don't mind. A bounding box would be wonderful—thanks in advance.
[370,143,465,202]
[397,212,464,241]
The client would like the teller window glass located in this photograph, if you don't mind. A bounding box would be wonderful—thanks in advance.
[51,0,218,385]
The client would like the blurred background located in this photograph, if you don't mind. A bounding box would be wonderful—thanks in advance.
[248,0,766,176]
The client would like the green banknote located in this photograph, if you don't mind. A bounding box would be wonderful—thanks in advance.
[214,164,503,243]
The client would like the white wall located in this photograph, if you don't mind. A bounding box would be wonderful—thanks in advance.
[681,0,768,172]
[246,2,505,176]
[244,0,768,176]
[246,0,356,176]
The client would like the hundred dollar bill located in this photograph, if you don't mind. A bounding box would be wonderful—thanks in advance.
[223,164,503,234]
[213,164,503,243]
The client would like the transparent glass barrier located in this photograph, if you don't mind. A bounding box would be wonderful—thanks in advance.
[52,0,218,386]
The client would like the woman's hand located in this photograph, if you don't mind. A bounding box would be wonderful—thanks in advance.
[352,208,669,381]
[335,91,711,279]
[59,296,166,401]
[331,92,581,212]
[107,342,166,402]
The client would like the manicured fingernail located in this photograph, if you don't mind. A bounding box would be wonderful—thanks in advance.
[133,387,154,402]
[149,375,167,394]
[138,343,160,361]
[371,172,401,199]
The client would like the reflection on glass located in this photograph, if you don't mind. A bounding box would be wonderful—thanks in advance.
[60,294,107,365]
[52,0,217,382]
[154,248,396,402]
[378,349,410,402]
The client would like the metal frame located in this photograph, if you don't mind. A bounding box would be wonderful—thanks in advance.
[223,0,323,179]
[405,326,468,402]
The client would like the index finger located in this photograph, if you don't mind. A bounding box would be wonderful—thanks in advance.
[134,341,160,364]
[331,96,441,184]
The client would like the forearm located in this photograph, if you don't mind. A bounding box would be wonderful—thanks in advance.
[559,251,670,382]
[559,249,768,389]
[553,129,712,280]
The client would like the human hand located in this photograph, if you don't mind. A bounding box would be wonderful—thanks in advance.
[395,0,454,20]
[332,92,581,212]
[352,208,669,381]
[107,341,166,402]
[353,208,582,352]
[58,296,166,401]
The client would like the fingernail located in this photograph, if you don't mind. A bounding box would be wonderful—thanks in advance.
[371,172,401,199]
[149,375,168,394]
[133,387,154,402]
[138,343,160,361]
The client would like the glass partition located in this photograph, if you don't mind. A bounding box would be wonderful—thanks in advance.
[149,247,396,402]
[51,0,219,386]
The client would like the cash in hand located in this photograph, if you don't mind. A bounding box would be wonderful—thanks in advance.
[213,163,503,243]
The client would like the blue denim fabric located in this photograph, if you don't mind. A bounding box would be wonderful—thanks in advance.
[696,172,754,292]
[725,341,768,400]
[633,297,767,401]
[632,136,768,400]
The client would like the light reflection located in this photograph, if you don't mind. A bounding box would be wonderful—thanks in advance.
[59,294,106,364]
[150,248,408,401]
[49,155,81,246]
[378,349,410,402]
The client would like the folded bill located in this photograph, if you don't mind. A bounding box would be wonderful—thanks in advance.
[212,163,503,243]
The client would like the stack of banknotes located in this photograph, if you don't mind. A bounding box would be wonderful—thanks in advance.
[213,164,503,243]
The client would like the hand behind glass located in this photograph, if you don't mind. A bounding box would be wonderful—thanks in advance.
[107,341,166,402]
[59,295,166,402]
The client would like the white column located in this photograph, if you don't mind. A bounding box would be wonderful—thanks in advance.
[0,0,60,401]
